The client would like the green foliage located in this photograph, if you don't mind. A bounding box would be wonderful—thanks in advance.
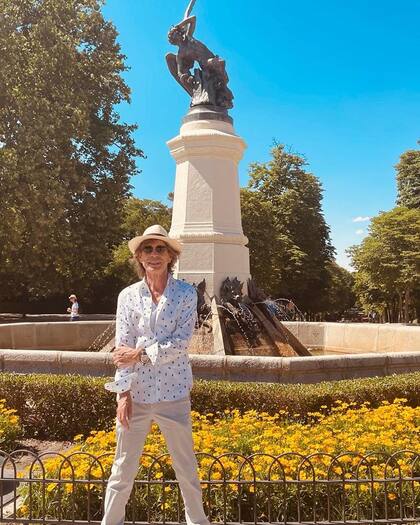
[322,261,355,316]
[106,197,172,286]
[242,144,337,313]
[192,374,420,416]
[240,188,294,294]
[349,207,420,322]
[396,143,420,209]
[0,373,113,440]
[0,399,22,451]
[1,372,419,441]
[0,0,142,303]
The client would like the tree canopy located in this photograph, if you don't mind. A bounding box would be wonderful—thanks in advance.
[241,143,337,314]
[106,197,172,287]
[0,0,142,303]
[323,262,355,318]
[349,207,420,322]
[396,143,420,209]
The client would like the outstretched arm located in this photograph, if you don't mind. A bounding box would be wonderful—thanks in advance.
[174,15,196,38]
[184,15,196,37]
[183,0,197,20]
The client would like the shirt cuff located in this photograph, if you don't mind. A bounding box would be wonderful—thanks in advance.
[145,341,159,366]
[104,371,138,393]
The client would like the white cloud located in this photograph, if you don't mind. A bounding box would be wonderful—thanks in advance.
[352,216,371,223]
[355,229,365,235]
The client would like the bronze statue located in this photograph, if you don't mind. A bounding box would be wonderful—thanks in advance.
[194,279,212,330]
[166,0,233,109]
[220,277,261,348]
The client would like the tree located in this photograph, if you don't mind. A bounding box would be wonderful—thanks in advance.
[322,262,355,318]
[242,144,334,313]
[0,0,142,304]
[106,198,172,287]
[396,143,420,209]
[348,207,420,322]
[241,188,301,295]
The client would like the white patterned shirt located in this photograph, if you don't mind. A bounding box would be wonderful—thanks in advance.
[70,301,79,318]
[104,274,197,404]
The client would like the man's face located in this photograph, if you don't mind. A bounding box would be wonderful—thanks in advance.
[137,239,172,276]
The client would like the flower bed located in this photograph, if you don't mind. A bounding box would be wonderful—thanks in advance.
[17,399,420,523]
[0,399,21,451]
[1,371,420,440]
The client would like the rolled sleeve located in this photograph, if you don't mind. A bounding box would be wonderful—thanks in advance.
[145,287,197,366]
[104,369,138,393]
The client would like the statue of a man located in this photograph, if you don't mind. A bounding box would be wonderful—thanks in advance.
[166,1,233,109]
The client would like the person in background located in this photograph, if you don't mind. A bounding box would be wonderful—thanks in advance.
[101,224,209,525]
[67,294,79,321]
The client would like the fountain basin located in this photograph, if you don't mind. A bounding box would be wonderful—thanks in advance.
[0,321,113,351]
[0,350,419,383]
[0,321,419,354]
[0,320,419,383]
[283,322,420,354]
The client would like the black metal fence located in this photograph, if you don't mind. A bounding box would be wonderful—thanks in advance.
[1,450,419,524]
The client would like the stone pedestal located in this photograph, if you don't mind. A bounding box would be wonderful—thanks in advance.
[167,110,250,298]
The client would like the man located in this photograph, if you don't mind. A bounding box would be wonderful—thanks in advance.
[102,225,209,525]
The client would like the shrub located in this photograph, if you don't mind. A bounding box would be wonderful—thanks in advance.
[16,399,420,522]
[0,372,419,440]
[0,399,22,451]
[0,374,112,440]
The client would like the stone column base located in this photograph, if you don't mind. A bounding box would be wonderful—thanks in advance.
[175,241,250,297]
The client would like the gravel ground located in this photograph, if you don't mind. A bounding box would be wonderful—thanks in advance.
[6,439,74,470]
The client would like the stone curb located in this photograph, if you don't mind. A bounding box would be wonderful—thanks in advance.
[0,350,419,383]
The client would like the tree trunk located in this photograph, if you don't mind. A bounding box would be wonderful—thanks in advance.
[397,293,402,323]
[404,288,411,323]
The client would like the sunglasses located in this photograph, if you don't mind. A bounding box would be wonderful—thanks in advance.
[141,245,168,254]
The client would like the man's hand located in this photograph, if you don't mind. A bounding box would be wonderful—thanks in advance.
[113,346,140,367]
[117,391,132,429]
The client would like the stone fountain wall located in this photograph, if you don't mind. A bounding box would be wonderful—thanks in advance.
[0,321,112,351]
[283,322,420,354]
[1,320,419,383]
[0,321,419,354]
[0,350,419,384]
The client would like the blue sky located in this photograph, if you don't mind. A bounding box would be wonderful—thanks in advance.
[102,0,420,270]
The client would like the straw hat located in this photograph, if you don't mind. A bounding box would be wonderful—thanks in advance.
[68,294,77,300]
[128,225,182,255]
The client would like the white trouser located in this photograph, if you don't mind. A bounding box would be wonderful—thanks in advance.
[101,396,210,525]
